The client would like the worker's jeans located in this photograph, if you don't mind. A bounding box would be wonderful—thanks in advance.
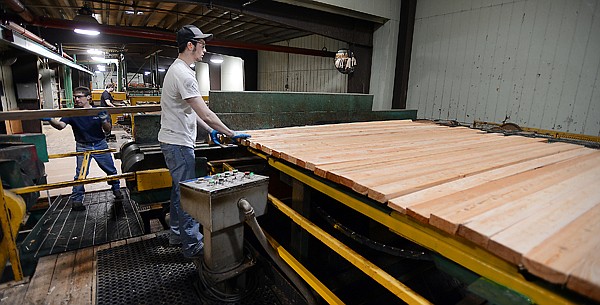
[160,143,204,258]
[72,139,120,202]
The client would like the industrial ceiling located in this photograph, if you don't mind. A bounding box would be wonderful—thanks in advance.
[1,0,378,74]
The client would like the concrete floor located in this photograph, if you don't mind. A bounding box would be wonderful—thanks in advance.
[41,123,132,199]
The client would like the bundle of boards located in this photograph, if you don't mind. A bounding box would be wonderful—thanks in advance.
[242,119,600,302]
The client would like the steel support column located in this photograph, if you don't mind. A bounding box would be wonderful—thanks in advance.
[291,179,311,261]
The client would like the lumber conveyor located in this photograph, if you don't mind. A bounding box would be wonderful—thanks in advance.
[2,105,597,305]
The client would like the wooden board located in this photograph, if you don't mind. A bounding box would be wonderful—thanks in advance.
[0,235,154,305]
[242,119,600,302]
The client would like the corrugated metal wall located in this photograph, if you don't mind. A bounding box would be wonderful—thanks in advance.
[407,0,600,136]
[0,65,18,111]
[258,35,349,92]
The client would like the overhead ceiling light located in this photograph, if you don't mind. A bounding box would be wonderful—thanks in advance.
[74,29,100,36]
[210,54,224,64]
[87,49,103,55]
[125,10,144,15]
[91,56,104,61]
[73,4,100,35]
[144,71,151,75]
[158,68,166,72]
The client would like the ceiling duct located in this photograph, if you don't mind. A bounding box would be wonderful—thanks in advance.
[3,0,34,23]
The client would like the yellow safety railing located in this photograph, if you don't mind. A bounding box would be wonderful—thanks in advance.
[0,180,26,281]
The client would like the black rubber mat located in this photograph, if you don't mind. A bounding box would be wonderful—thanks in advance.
[20,189,144,259]
[96,234,307,305]
[96,234,199,305]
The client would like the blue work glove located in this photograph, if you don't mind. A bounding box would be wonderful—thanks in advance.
[40,118,52,122]
[231,131,251,140]
[98,111,109,122]
[209,129,221,145]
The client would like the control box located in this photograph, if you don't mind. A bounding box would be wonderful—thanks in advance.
[180,170,269,232]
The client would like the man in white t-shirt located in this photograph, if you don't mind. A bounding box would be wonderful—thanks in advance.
[158,24,250,259]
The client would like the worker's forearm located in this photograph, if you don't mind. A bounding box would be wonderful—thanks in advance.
[102,121,112,133]
[48,118,66,130]
[196,116,212,132]
[188,97,234,137]
[201,112,234,137]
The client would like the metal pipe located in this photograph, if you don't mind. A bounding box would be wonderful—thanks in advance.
[237,198,318,305]
[5,21,57,51]
[4,21,75,61]
[3,0,34,23]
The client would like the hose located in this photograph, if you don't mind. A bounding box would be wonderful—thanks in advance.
[196,248,259,303]
[238,198,318,305]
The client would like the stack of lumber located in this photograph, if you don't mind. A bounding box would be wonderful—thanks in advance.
[242,119,600,302]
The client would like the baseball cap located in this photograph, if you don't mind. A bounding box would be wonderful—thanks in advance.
[177,25,213,47]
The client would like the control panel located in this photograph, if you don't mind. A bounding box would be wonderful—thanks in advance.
[181,170,268,194]
[180,170,269,233]
[180,170,269,272]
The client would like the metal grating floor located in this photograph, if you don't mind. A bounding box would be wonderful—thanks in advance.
[97,234,199,305]
[20,189,144,259]
[97,234,306,305]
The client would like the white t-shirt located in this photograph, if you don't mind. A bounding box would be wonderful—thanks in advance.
[158,58,200,148]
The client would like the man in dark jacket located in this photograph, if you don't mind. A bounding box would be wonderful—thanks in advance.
[45,86,123,210]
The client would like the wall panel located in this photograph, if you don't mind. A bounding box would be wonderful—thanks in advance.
[257,35,348,93]
[407,0,600,136]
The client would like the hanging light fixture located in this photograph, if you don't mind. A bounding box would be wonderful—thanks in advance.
[73,3,100,36]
